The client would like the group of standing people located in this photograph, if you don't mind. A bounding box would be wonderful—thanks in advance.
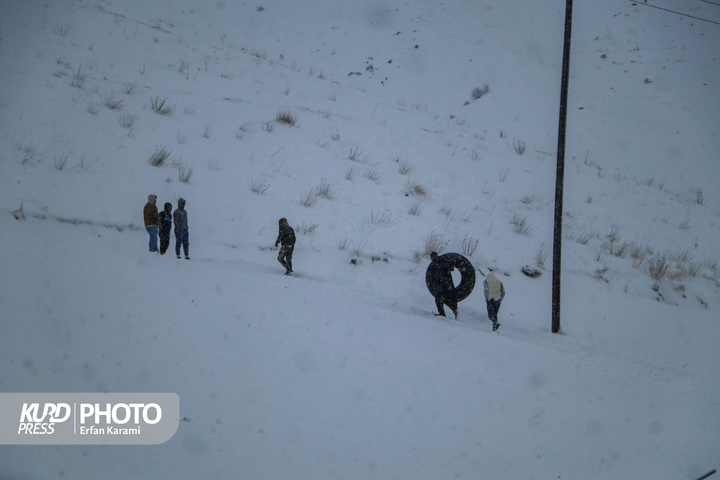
[143,194,190,259]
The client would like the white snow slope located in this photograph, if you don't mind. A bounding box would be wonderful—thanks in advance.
[1,0,719,479]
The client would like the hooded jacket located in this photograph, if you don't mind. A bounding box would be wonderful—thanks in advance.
[143,195,159,227]
[483,272,505,301]
[173,198,188,231]
[276,223,296,247]
[159,203,173,233]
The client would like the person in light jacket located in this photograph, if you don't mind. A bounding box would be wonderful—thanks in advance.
[483,270,505,332]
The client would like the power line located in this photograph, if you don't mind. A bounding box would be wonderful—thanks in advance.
[629,1,720,26]
[700,0,720,8]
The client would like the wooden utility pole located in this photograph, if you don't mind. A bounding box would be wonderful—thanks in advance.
[552,0,574,334]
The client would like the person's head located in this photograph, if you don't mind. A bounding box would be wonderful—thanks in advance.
[430,251,438,261]
[178,198,186,208]
[148,194,157,204]
[279,217,288,226]
[164,202,172,212]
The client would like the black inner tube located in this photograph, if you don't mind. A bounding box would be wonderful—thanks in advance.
[425,252,476,302]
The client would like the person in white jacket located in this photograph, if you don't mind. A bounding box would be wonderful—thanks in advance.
[483,270,505,332]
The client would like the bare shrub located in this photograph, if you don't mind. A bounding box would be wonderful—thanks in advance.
[513,139,527,155]
[535,243,549,269]
[178,163,193,183]
[466,147,482,162]
[235,122,252,139]
[17,141,37,165]
[201,124,213,139]
[262,121,275,133]
[348,144,366,163]
[424,232,448,256]
[345,166,355,180]
[668,249,693,263]
[275,110,298,126]
[644,256,669,284]
[178,61,190,78]
[405,182,427,197]
[77,154,90,172]
[695,188,704,205]
[119,113,138,130]
[602,239,630,258]
[52,24,73,37]
[102,91,124,110]
[630,244,653,268]
[250,49,267,60]
[249,177,270,194]
[519,193,542,208]
[334,235,351,251]
[471,84,490,100]
[364,169,380,183]
[148,146,171,166]
[315,179,332,199]
[56,56,72,69]
[183,103,197,115]
[86,103,100,115]
[298,220,318,235]
[367,209,398,227]
[594,264,610,281]
[150,96,174,115]
[398,160,413,175]
[12,203,25,221]
[299,189,318,207]
[70,65,88,88]
[54,155,68,171]
[510,214,534,235]
[499,167,510,182]
[569,229,593,245]
[408,202,422,216]
[461,235,480,257]
[669,261,703,282]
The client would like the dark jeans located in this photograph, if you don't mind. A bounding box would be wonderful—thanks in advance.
[159,227,171,254]
[486,299,502,324]
[435,289,458,316]
[175,230,189,258]
[278,245,294,272]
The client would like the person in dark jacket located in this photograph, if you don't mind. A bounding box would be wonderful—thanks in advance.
[173,198,189,259]
[158,202,173,255]
[143,194,159,253]
[426,251,458,318]
[274,217,296,275]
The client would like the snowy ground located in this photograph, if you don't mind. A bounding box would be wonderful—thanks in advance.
[1,0,719,479]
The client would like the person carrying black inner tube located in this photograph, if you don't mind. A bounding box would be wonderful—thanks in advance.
[426,251,458,318]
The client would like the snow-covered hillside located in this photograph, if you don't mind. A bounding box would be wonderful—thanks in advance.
[1,1,718,479]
